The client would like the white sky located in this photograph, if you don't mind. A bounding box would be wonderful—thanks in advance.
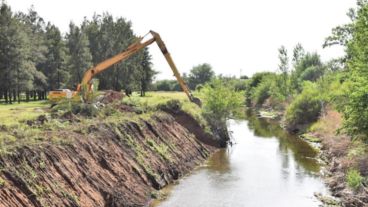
[7,0,355,80]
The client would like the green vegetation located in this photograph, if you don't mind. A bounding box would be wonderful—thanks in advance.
[0,101,48,126]
[200,79,244,123]
[242,1,368,192]
[151,63,215,92]
[346,168,363,190]
[0,2,155,104]
[285,82,322,130]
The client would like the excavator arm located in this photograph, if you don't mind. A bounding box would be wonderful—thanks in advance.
[77,30,201,106]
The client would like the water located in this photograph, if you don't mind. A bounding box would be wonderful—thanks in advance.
[156,114,328,207]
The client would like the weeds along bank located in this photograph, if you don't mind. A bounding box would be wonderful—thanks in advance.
[0,92,227,207]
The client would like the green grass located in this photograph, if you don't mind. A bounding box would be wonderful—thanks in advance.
[123,91,208,128]
[0,91,207,154]
[301,133,321,143]
[0,101,49,126]
[346,168,363,190]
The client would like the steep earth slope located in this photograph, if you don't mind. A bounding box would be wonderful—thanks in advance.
[0,111,216,207]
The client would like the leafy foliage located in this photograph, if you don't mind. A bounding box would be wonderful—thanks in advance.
[200,79,243,122]
[187,63,215,90]
[285,82,322,129]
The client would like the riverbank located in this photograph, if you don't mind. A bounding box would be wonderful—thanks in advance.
[0,92,223,206]
[256,106,368,207]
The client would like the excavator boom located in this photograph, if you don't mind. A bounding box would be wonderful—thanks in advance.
[75,31,201,106]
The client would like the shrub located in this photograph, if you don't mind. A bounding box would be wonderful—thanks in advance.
[285,82,322,130]
[157,99,182,112]
[346,168,363,190]
[252,81,271,106]
[200,79,244,122]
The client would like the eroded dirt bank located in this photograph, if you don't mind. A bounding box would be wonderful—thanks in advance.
[0,112,216,207]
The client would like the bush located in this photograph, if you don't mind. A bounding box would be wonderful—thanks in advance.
[157,99,182,112]
[200,79,244,122]
[252,81,271,106]
[285,82,322,130]
[340,78,368,141]
[346,168,363,190]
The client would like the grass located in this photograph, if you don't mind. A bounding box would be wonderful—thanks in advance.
[346,168,363,190]
[301,133,321,143]
[123,91,207,128]
[0,101,49,126]
[0,91,207,154]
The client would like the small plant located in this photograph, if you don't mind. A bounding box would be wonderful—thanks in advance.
[0,177,5,187]
[346,168,363,190]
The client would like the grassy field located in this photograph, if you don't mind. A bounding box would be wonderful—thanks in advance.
[0,91,206,128]
[0,101,49,126]
[123,91,207,127]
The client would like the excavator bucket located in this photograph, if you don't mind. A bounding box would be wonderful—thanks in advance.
[191,96,202,107]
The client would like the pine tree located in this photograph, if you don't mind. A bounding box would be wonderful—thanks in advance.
[39,23,68,90]
[66,22,92,88]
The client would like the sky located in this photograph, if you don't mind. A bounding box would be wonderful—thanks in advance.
[7,0,356,80]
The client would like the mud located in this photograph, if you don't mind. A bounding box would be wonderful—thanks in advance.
[0,112,216,207]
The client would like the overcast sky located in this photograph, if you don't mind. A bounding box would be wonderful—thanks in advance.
[8,0,355,80]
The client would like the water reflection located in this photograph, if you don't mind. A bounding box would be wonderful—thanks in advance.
[157,112,328,207]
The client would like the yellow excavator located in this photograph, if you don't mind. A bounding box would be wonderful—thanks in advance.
[48,31,201,106]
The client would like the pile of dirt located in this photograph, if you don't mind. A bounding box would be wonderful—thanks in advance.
[0,111,217,207]
[99,90,124,104]
[26,115,48,126]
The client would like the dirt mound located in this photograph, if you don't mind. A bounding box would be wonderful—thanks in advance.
[99,90,124,104]
[26,115,48,126]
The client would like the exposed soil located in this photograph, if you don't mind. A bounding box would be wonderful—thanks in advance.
[0,111,217,207]
[99,90,125,104]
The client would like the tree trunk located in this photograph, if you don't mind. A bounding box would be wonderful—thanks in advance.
[9,90,12,104]
[13,90,16,102]
[4,90,8,104]
[17,90,20,103]
[26,91,30,102]
[33,90,37,101]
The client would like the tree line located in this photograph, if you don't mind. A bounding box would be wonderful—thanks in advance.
[0,2,155,104]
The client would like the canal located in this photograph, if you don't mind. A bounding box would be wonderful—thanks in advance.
[156,114,328,207]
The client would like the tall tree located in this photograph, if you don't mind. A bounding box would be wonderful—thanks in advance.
[39,23,68,90]
[0,2,35,103]
[187,63,215,89]
[277,45,289,97]
[66,22,92,88]
[82,13,154,91]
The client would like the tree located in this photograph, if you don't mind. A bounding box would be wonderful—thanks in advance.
[82,14,154,92]
[336,0,368,139]
[292,43,305,66]
[0,2,35,103]
[187,63,214,90]
[277,46,289,97]
[17,6,48,101]
[66,22,92,88]
[39,23,68,90]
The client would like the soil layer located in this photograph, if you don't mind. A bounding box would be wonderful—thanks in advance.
[0,112,216,207]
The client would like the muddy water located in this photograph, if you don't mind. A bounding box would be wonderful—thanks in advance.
[155,114,329,207]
